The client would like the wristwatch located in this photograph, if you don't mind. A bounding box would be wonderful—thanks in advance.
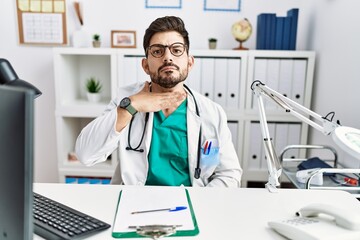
[119,97,137,116]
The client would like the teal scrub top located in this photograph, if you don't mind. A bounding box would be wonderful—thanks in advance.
[145,99,191,186]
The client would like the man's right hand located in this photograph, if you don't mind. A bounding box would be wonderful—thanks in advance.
[130,82,187,113]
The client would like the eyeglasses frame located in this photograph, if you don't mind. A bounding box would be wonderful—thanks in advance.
[146,42,188,58]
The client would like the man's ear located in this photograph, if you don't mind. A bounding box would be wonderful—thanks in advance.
[188,55,195,70]
[142,58,150,75]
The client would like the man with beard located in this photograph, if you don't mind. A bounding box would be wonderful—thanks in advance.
[75,16,242,187]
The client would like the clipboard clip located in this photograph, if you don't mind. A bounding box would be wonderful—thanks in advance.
[128,224,182,239]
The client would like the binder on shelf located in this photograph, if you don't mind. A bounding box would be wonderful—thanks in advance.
[214,58,228,107]
[278,59,293,99]
[265,59,280,109]
[291,59,307,105]
[226,58,241,108]
[274,123,289,156]
[112,187,199,238]
[265,14,276,50]
[247,122,262,170]
[200,58,215,100]
[287,8,299,50]
[287,123,302,159]
[252,59,268,109]
[185,57,201,92]
[274,17,285,50]
[269,14,277,50]
[227,121,239,148]
[282,17,292,50]
[256,14,267,49]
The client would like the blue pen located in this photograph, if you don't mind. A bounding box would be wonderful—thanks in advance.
[207,141,212,154]
[131,206,187,214]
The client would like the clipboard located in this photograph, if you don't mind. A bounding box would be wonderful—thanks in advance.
[112,187,199,238]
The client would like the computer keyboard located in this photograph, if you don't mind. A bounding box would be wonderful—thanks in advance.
[33,192,111,240]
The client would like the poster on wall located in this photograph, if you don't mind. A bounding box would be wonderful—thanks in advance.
[204,0,241,12]
[145,0,182,9]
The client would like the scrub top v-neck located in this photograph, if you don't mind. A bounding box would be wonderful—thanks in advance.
[145,99,191,186]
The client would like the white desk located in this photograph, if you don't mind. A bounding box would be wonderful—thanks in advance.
[33,183,360,239]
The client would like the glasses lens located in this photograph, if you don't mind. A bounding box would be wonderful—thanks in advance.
[149,45,165,58]
[170,43,185,56]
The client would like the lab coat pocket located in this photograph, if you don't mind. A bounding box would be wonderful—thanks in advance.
[200,147,220,169]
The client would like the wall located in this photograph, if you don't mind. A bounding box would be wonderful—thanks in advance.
[0,0,359,183]
[308,1,360,168]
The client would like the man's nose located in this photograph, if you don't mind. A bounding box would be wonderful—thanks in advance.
[163,47,173,62]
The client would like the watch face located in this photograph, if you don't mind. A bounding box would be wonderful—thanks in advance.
[120,97,130,108]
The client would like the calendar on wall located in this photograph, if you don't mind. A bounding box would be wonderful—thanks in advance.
[16,0,67,45]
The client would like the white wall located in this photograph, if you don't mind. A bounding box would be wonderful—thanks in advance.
[308,1,360,168]
[1,0,359,182]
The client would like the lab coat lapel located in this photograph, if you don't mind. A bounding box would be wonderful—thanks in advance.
[144,112,154,155]
[186,94,202,186]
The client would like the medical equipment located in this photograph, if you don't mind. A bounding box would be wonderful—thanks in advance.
[125,84,202,179]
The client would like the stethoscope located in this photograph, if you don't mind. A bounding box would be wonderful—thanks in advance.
[125,84,202,179]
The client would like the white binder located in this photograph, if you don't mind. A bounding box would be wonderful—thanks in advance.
[274,123,289,157]
[200,58,215,100]
[287,123,302,159]
[185,57,201,92]
[252,59,268,109]
[266,59,280,109]
[248,122,262,170]
[226,58,241,109]
[227,121,239,149]
[278,59,293,100]
[214,58,228,107]
[291,59,307,105]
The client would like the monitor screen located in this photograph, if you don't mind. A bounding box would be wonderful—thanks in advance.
[0,85,34,240]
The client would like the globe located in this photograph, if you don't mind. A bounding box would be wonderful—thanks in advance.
[231,18,252,50]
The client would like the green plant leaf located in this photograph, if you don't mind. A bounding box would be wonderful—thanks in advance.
[86,77,102,93]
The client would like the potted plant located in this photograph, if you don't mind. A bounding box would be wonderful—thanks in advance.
[208,38,217,49]
[86,77,102,102]
[92,34,101,48]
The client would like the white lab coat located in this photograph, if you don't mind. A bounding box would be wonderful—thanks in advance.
[75,82,242,187]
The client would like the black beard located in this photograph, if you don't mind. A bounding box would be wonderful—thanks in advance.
[150,63,188,88]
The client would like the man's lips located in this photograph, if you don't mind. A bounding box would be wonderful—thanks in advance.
[159,65,179,72]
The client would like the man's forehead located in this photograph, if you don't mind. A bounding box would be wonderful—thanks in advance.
[149,31,184,45]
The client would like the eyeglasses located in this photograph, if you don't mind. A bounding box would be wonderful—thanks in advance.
[147,42,187,58]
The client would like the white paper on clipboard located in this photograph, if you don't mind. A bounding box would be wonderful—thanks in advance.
[112,187,195,233]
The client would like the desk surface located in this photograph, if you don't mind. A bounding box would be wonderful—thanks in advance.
[33,183,360,240]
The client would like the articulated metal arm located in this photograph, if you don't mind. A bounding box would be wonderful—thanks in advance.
[250,80,342,192]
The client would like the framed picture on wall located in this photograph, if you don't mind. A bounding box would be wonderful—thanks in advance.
[204,0,241,12]
[145,0,182,9]
[111,30,136,48]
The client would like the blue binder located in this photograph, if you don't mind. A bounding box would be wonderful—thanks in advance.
[275,17,285,50]
[256,14,267,49]
[282,17,292,50]
[287,8,299,50]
